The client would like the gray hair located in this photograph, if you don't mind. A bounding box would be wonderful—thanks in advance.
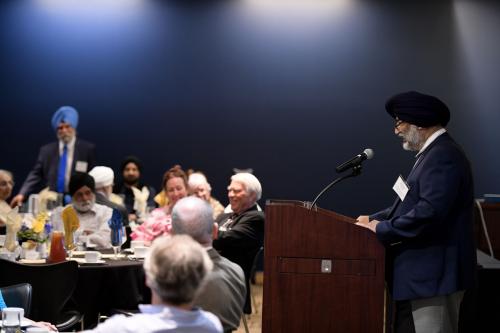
[188,172,212,192]
[231,172,262,201]
[171,196,214,245]
[143,235,213,305]
[0,169,13,180]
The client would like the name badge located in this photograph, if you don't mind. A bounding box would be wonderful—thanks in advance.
[75,161,88,172]
[393,175,409,202]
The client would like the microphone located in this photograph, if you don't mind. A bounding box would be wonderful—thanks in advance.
[335,149,374,173]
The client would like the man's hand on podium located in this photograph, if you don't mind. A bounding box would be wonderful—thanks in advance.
[355,215,379,233]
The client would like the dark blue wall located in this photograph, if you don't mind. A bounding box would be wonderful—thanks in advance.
[1,0,499,217]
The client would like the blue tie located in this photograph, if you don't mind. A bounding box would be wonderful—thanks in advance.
[57,145,68,193]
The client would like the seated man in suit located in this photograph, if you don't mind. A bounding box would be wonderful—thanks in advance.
[52,172,112,249]
[172,196,246,333]
[213,172,264,314]
[11,106,95,207]
[84,235,222,333]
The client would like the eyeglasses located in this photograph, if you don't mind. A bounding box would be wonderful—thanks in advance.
[394,119,406,129]
[0,180,14,187]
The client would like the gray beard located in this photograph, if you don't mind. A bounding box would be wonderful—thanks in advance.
[401,125,423,151]
[73,200,94,213]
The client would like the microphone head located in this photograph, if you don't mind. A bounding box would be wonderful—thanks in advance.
[363,148,374,160]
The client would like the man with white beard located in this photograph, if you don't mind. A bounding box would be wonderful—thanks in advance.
[356,91,476,333]
[53,172,112,249]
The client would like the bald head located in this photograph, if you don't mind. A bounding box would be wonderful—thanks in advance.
[171,196,215,246]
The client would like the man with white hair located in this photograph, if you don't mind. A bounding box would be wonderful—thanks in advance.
[213,172,264,314]
[89,166,128,225]
[188,172,224,219]
[84,235,223,333]
[172,196,246,333]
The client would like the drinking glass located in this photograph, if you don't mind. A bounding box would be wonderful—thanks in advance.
[110,228,123,260]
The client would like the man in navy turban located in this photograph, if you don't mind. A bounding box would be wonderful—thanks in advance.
[11,106,96,207]
[356,91,476,333]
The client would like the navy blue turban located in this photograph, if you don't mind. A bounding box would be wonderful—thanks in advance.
[385,91,450,128]
[51,106,79,131]
[69,172,95,196]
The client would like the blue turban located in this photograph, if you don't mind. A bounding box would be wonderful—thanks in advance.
[385,91,450,128]
[51,106,79,131]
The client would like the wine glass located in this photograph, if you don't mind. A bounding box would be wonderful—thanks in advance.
[110,228,122,260]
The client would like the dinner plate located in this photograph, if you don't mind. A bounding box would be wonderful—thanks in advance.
[70,258,106,265]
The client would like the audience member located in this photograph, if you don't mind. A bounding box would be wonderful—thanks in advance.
[213,172,264,313]
[172,196,246,332]
[11,106,95,207]
[114,156,156,222]
[52,172,112,249]
[130,165,188,245]
[188,172,224,219]
[89,166,128,225]
[0,170,14,232]
[83,235,222,333]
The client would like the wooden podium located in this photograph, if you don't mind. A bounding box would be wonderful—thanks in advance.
[262,200,386,333]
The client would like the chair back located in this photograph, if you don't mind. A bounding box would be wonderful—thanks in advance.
[0,259,79,323]
[0,283,32,316]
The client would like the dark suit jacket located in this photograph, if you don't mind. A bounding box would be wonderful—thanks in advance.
[371,133,476,301]
[213,205,264,313]
[19,139,95,196]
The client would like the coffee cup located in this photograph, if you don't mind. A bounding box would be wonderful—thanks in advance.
[133,246,148,258]
[25,250,40,260]
[2,307,24,328]
[130,240,144,251]
[85,251,102,263]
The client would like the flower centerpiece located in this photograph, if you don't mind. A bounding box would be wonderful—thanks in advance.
[17,212,52,254]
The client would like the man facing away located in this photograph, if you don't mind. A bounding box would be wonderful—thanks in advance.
[11,106,95,207]
[171,196,246,333]
[83,234,223,333]
[356,91,476,333]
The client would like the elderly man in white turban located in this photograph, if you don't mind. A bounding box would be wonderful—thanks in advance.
[11,106,96,207]
[89,166,128,226]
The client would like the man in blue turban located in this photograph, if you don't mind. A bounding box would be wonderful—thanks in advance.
[10,106,96,207]
[356,91,476,333]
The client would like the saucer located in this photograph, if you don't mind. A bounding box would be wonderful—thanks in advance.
[128,255,145,260]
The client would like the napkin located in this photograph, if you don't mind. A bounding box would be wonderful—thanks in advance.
[38,187,59,212]
[5,207,22,252]
[62,206,80,250]
[132,186,149,217]
[108,209,123,246]
[0,200,10,222]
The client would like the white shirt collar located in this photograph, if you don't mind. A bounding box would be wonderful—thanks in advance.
[59,136,76,152]
[416,128,446,157]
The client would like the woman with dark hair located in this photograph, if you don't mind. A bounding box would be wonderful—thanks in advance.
[130,165,188,245]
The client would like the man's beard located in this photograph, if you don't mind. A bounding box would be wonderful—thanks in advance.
[73,199,94,213]
[400,125,423,151]
[57,133,74,144]
[124,176,139,186]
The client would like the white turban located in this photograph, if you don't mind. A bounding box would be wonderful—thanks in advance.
[89,166,114,188]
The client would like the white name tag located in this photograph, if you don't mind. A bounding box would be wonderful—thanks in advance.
[75,161,88,172]
[393,175,409,202]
